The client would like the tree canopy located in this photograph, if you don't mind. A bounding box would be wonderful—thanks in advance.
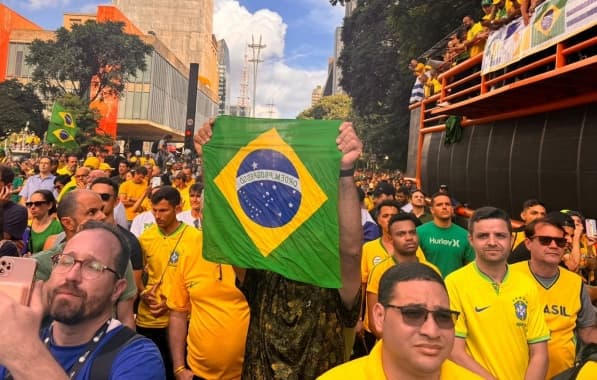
[26,20,153,101]
[330,0,479,169]
[297,94,352,120]
[0,79,46,139]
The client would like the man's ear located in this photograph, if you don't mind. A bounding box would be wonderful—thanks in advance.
[372,302,386,337]
[111,278,127,303]
[60,216,75,233]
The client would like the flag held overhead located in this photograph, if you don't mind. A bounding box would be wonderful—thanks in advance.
[47,102,78,149]
[203,116,343,288]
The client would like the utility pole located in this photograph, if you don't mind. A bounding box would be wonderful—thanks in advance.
[265,99,275,118]
[237,52,250,117]
[248,35,266,118]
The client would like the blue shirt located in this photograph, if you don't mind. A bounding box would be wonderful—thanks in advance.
[0,323,165,380]
[19,174,57,201]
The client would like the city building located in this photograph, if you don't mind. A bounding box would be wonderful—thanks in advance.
[323,1,357,96]
[0,3,218,148]
[217,39,231,115]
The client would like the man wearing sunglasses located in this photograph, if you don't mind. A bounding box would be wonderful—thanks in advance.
[511,217,597,379]
[319,262,480,379]
[446,207,550,380]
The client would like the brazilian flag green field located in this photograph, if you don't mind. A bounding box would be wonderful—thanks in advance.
[202,116,343,288]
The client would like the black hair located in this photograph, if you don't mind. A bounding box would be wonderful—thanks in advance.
[388,212,421,229]
[522,199,546,210]
[378,262,446,306]
[151,186,181,207]
[468,206,512,234]
[430,192,451,205]
[525,215,567,239]
[90,177,119,196]
[31,189,58,214]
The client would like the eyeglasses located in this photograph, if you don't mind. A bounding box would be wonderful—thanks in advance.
[51,253,120,279]
[385,304,460,329]
[532,236,567,248]
[25,201,48,208]
[97,193,113,201]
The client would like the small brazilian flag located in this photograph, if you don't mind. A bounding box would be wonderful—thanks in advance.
[46,102,78,149]
[532,0,567,46]
[203,116,342,288]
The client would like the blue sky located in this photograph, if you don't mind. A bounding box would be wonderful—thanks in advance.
[6,0,346,117]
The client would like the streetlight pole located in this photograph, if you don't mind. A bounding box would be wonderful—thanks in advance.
[248,35,266,118]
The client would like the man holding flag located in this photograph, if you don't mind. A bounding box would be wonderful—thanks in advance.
[194,118,363,379]
[46,102,79,150]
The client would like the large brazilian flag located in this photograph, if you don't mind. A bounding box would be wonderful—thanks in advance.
[203,116,342,288]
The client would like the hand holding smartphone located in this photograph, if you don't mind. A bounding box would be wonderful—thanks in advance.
[0,257,37,306]
[586,218,597,239]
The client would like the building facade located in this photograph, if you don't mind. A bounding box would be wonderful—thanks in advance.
[0,4,218,146]
[217,39,231,115]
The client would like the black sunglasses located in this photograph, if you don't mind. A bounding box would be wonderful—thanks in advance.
[97,193,113,201]
[532,236,567,248]
[26,201,49,208]
[385,304,460,329]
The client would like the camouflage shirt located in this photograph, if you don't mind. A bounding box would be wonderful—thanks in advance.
[240,269,360,380]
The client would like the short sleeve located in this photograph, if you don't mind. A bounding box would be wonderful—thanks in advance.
[110,336,166,379]
[525,283,550,343]
[446,274,468,338]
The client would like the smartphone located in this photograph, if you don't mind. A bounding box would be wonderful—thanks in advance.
[150,176,162,188]
[586,218,597,238]
[0,257,37,305]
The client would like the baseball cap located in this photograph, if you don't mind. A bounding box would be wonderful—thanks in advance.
[481,0,492,5]
[99,163,113,171]
[373,182,396,197]
[82,156,100,169]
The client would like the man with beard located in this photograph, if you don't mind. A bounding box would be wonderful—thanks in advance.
[0,221,164,379]
[32,190,138,329]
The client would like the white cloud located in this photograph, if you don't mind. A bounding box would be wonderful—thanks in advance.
[214,0,332,118]
[21,0,71,10]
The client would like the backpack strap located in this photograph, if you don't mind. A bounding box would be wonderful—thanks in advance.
[88,326,142,380]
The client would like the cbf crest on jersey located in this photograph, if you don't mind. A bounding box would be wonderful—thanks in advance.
[203,117,342,288]
[513,297,528,321]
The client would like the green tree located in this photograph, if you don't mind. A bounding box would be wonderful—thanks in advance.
[26,20,153,101]
[332,0,478,169]
[297,94,352,120]
[0,79,46,139]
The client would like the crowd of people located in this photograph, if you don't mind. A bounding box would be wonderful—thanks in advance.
[409,0,548,104]
[0,118,595,379]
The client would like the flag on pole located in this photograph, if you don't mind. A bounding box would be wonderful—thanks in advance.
[203,116,343,288]
[46,102,78,149]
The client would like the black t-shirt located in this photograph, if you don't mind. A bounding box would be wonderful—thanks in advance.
[117,225,143,270]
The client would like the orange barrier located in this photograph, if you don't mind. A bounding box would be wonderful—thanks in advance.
[413,24,597,186]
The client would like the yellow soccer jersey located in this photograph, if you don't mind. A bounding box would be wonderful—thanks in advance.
[318,340,482,379]
[137,223,199,328]
[367,256,441,295]
[167,232,249,379]
[361,239,426,331]
[119,179,148,221]
[511,261,583,379]
[445,262,550,380]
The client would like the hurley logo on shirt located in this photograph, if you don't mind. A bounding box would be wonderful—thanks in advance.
[428,237,461,247]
